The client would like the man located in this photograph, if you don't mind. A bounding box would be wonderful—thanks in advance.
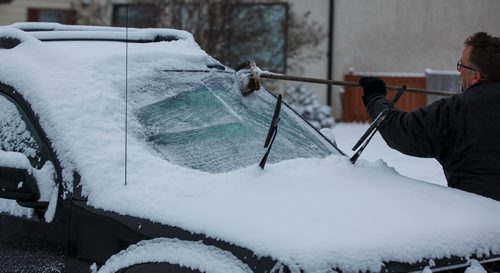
[359,32,500,201]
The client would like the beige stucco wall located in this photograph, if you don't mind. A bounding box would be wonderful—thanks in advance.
[330,0,500,119]
[287,0,500,119]
[282,0,331,114]
[0,0,72,25]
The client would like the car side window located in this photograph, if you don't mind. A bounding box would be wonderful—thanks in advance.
[0,94,45,169]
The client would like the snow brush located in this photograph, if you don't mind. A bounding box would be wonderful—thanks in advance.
[236,61,455,97]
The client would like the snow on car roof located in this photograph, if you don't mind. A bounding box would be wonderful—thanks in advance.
[6,22,194,41]
[1,23,500,272]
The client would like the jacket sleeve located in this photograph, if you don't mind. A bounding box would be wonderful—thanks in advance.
[366,95,452,159]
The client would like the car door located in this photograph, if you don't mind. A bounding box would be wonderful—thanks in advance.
[0,85,69,273]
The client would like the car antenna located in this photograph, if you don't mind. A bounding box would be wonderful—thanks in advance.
[124,3,129,186]
[350,85,407,164]
[260,94,282,169]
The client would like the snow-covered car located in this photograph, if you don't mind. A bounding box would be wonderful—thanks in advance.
[1,22,500,273]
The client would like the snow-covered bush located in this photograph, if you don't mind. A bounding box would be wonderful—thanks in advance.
[283,84,335,129]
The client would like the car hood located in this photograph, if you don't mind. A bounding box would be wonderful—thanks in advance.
[92,153,500,273]
[2,26,500,273]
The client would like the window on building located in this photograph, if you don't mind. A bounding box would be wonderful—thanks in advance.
[111,2,287,73]
[112,4,158,28]
[173,2,288,73]
[226,3,288,73]
[27,8,76,24]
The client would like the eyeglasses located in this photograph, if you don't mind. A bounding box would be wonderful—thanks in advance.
[457,59,482,75]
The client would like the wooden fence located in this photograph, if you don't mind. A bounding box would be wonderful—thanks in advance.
[343,74,427,122]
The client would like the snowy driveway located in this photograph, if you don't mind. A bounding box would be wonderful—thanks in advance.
[333,122,447,186]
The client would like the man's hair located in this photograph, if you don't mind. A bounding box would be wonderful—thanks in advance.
[465,32,500,82]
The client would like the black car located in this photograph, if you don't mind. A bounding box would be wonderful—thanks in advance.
[1,23,500,273]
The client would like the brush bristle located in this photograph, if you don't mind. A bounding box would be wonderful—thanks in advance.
[235,61,260,96]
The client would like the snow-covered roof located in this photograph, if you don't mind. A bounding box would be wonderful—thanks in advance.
[347,69,460,77]
[1,23,500,273]
[425,69,460,75]
[348,68,425,78]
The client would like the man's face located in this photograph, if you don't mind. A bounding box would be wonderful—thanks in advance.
[459,46,481,91]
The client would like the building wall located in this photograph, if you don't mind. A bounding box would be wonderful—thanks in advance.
[331,0,500,119]
[285,0,331,110]
[3,0,499,120]
[0,0,72,25]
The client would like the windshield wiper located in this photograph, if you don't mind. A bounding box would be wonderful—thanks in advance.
[259,94,282,169]
[350,85,407,164]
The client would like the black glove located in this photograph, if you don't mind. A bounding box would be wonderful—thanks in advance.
[359,77,387,106]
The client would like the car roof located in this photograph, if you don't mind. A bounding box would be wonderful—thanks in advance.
[3,22,193,43]
[1,22,500,273]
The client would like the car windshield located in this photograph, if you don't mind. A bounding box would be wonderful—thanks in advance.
[129,70,340,173]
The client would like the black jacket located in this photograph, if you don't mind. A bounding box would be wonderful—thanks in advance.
[367,81,500,201]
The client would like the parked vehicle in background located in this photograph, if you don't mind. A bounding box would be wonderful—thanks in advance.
[1,23,500,273]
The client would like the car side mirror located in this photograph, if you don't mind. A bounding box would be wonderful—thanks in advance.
[0,151,40,202]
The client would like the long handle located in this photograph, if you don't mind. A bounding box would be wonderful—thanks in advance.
[259,73,456,96]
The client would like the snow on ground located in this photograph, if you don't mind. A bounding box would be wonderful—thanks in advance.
[333,122,447,186]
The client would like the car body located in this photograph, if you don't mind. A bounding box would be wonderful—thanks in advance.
[1,22,500,273]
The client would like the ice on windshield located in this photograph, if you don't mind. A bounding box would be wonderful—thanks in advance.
[130,71,337,173]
